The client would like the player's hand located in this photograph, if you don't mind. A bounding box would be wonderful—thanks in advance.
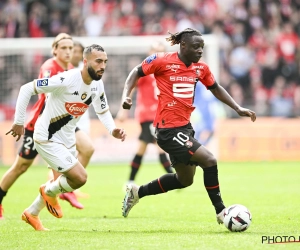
[112,128,126,142]
[235,107,256,122]
[122,97,132,110]
[6,124,24,141]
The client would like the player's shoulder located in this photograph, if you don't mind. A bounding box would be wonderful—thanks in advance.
[156,52,176,61]
[145,52,172,64]
[92,79,105,91]
[39,58,55,77]
[59,68,80,81]
[160,52,180,66]
[40,58,57,71]
[50,68,80,86]
[39,58,65,77]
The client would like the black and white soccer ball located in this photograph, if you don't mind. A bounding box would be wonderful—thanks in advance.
[223,204,252,232]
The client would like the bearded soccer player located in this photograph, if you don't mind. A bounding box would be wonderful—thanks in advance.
[6,44,126,231]
[0,33,87,220]
[117,41,173,188]
[121,28,256,224]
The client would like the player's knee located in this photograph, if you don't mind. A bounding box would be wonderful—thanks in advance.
[177,174,194,187]
[14,161,32,175]
[181,178,194,187]
[77,172,88,187]
[204,154,217,168]
[80,144,94,158]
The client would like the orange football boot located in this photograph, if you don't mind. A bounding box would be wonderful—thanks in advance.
[40,184,63,218]
[21,210,49,231]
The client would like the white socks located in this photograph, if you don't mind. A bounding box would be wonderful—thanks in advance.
[26,175,75,216]
[45,175,74,197]
[26,194,45,216]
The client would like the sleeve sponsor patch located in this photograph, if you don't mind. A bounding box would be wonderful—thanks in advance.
[37,79,49,87]
[145,54,157,64]
[100,93,107,109]
[43,70,51,78]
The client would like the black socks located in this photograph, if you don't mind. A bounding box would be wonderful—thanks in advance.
[129,154,143,181]
[203,165,225,214]
[0,187,7,204]
[138,173,185,198]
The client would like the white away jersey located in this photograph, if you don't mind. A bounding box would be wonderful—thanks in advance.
[33,68,109,148]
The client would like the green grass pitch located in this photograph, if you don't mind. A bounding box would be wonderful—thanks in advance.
[0,161,299,250]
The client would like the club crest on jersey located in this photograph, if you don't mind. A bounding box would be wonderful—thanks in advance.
[185,141,193,148]
[43,70,51,78]
[37,79,48,87]
[145,54,157,64]
[81,92,87,100]
[65,102,89,117]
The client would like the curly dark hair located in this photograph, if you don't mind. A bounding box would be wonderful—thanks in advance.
[166,28,202,46]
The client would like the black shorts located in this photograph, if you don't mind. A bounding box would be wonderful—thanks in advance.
[18,129,38,160]
[155,123,201,166]
[139,121,156,144]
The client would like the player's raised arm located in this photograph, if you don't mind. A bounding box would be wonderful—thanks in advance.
[209,83,256,122]
[6,75,66,141]
[122,64,142,110]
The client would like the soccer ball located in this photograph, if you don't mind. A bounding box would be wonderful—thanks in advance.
[223,204,252,232]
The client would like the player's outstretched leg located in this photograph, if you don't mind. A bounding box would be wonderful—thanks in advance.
[59,192,84,209]
[40,184,63,218]
[21,210,49,231]
[49,170,84,209]
[122,183,140,217]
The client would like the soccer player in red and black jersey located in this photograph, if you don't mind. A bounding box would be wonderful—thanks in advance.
[0,33,93,219]
[117,42,173,188]
[121,28,256,224]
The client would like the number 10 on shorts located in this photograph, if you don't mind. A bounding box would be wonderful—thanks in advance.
[173,132,189,145]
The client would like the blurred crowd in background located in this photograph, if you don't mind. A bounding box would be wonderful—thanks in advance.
[0,0,300,118]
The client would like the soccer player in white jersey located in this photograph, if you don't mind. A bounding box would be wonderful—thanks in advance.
[72,41,91,135]
[6,44,126,231]
[63,41,91,200]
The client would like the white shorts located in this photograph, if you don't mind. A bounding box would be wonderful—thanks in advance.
[34,141,78,173]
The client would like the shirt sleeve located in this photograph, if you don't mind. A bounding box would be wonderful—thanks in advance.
[200,64,216,89]
[92,82,110,114]
[141,53,163,76]
[33,74,66,94]
[14,82,36,125]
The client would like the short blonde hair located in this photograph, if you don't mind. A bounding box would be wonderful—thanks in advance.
[51,33,73,56]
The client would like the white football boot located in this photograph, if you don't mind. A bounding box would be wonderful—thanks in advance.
[216,208,226,224]
[122,183,139,217]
